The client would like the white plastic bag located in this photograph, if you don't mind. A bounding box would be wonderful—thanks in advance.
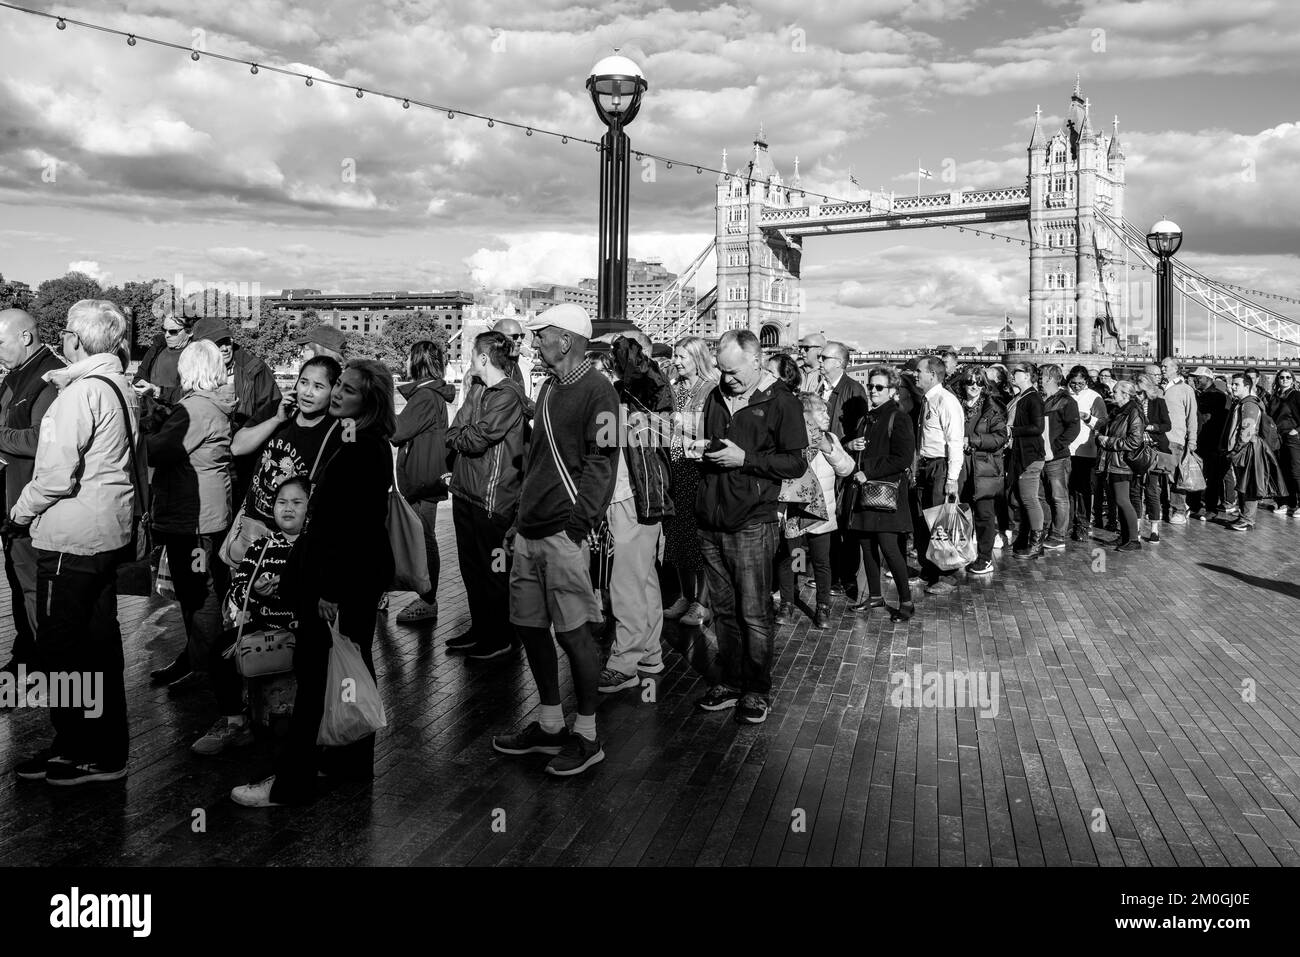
[923,500,978,571]
[156,549,176,600]
[316,621,388,746]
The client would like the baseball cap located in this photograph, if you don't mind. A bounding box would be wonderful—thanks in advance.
[191,316,233,344]
[526,303,591,339]
[1190,366,1214,379]
[295,324,347,353]
[651,342,671,359]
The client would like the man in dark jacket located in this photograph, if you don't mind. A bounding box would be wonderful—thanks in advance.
[132,316,193,433]
[693,329,807,725]
[817,341,868,599]
[447,331,531,658]
[191,316,280,505]
[0,309,63,680]
[599,337,674,693]
[1037,364,1080,549]
[1190,367,1230,517]
[1268,370,1300,514]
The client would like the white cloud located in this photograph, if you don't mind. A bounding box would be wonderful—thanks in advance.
[68,260,111,284]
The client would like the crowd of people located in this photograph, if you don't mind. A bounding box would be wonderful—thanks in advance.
[0,298,1295,795]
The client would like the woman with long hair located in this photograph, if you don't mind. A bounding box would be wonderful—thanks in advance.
[232,360,397,807]
[1066,365,1108,541]
[391,340,456,625]
[1133,372,1171,544]
[844,366,916,623]
[664,336,717,627]
[955,372,1006,576]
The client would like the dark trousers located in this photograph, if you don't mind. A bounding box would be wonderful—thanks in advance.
[829,481,860,589]
[452,497,513,649]
[1069,456,1096,533]
[971,497,997,562]
[699,523,779,699]
[1108,475,1139,545]
[776,531,831,607]
[3,533,38,667]
[210,626,244,716]
[1038,457,1072,539]
[1130,471,1163,521]
[157,529,229,673]
[35,548,128,768]
[912,457,951,581]
[856,532,911,603]
[1280,433,1300,507]
[270,585,384,805]
[412,499,441,604]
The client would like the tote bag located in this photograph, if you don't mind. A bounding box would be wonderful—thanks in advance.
[388,459,432,594]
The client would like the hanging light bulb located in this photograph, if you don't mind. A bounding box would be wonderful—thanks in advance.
[561,136,568,144]
[525,128,532,136]
[56,18,66,29]
[666,161,673,169]
[191,50,200,61]
[487,118,494,128]
[250,63,258,74]
[356,88,363,98]
[127,34,136,46]
[306,76,313,86]
[402,98,409,109]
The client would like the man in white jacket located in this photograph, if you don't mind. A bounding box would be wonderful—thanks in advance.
[10,300,137,787]
[1067,369,1108,540]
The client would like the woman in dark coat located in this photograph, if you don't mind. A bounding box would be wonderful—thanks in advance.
[1093,379,1146,551]
[1133,372,1172,543]
[232,359,397,808]
[844,365,916,622]
[956,373,1007,575]
[1006,362,1047,556]
[392,340,456,624]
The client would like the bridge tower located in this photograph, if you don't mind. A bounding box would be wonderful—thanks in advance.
[1027,79,1126,353]
[714,128,803,346]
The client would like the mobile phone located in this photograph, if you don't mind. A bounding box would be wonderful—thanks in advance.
[705,439,726,454]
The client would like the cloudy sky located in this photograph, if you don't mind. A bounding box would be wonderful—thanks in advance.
[0,0,1296,349]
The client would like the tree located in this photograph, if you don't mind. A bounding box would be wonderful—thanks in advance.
[383,310,451,361]
[252,307,305,370]
[103,278,170,355]
[32,272,104,346]
[0,273,33,311]
[344,330,401,374]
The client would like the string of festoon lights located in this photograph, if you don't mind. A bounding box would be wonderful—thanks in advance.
[7,2,1299,311]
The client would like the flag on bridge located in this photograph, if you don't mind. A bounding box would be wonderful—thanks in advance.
[918,168,934,179]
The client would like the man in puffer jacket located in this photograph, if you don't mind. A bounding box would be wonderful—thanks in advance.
[445,331,531,658]
[598,336,675,694]
[392,341,457,625]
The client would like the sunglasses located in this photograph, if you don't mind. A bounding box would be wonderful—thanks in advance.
[1279,375,1294,381]
[867,384,890,392]
[163,326,184,336]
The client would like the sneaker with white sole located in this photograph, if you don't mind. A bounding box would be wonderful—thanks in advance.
[992,533,1006,550]
[544,735,604,776]
[231,776,282,807]
[14,748,68,781]
[695,684,739,712]
[466,641,516,661]
[493,721,570,756]
[191,717,254,756]
[663,597,691,618]
[1169,511,1188,526]
[735,693,770,725]
[45,761,127,786]
[638,660,665,675]
[680,602,711,627]
[396,599,438,623]
[598,668,639,693]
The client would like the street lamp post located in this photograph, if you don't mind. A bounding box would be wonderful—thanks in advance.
[587,53,647,337]
[1146,219,1183,360]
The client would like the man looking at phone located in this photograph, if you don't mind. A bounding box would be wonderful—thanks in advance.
[692,329,807,725]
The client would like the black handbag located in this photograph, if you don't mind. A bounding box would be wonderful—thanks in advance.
[852,410,907,512]
[1123,406,1156,474]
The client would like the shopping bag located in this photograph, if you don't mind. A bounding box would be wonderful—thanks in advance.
[155,549,176,600]
[387,486,432,595]
[317,621,388,747]
[922,500,978,571]
[1175,450,1207,493]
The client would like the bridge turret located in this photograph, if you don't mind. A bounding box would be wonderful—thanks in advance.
[1028,104,1049,342]
[1075,97,1098,351]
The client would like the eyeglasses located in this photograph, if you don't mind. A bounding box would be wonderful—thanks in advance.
[1279,375,1294,381]
[60,329,82,345]
[867,384,890,392]
[163,326,184,336]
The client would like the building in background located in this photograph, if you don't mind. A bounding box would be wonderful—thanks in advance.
[264,289,475,340]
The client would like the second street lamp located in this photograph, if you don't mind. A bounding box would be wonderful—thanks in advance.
[588,53,647,337]
[1146,218,1183,360]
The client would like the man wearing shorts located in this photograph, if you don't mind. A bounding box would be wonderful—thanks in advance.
[492,304,619,777]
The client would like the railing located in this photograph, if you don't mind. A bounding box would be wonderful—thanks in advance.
[757,185,1029,224]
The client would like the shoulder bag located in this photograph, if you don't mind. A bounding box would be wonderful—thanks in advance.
[222,538,296,678]
[1123,406,1157,474]
[853,410,908,512]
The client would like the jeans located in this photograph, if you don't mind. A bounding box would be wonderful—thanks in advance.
[912,457,952,581]
[699,523,779,699]
[1069,456,1096,532]
[856,532,911,603]
[1167,443,1187,514]
[412,499,441,604]
[1039,457,1071,539]
[452,497,513,648]
[35,548,128,768]
[2,533,38,667]
[1130,471,1163,521]
[971,497,997,562]
[777,531,831,607]
[1013,459,1045,539]
[1108,475,1139,545]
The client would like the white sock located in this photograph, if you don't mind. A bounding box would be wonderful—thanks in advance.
[538,704,564,734]
[572,713,597,741]
[227,714,246,727]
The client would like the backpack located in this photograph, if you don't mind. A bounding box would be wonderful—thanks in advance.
[1257,402,1281,452]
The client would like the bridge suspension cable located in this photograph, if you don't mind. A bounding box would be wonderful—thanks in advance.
[630,240,715,343]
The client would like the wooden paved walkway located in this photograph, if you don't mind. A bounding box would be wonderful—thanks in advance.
[2,509,1299,866]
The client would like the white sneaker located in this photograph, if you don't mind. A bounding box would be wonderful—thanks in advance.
[680,602,711,627]
[992,533,1006,550]
[396,599,438,623]
[231,776,282,807]
[663,597,691,618]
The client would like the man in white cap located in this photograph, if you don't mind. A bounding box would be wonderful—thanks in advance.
[492,303,619,777]
[798,332,827,396]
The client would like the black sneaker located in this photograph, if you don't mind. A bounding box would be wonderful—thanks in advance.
[774,602,792,626]
[466,641,516,661]
[1116,540,1142,552]
[167,670,205,694]
[598,668,639,693]
[445,631,479,652]
[1043,534,1067,551]
[812,605,831,629]
[1147,529,1161,545]
[967,559,994,576]
[45,760,127,786]
[695,685,740,712]
[14,748,65,781]
[150,654,190,686]
[890,601,916,623]
[735,693,770,725]
[544,734,604,776]
[492,721,570,756]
